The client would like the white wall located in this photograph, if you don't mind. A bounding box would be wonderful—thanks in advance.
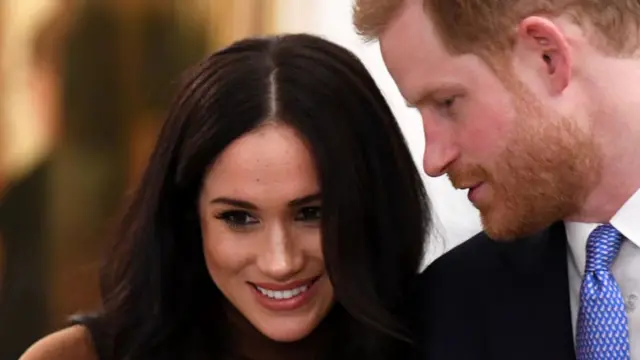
[272,0,482,264]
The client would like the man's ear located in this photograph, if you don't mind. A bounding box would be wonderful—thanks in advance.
[512,16,572,95]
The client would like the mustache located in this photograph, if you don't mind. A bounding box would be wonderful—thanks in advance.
[447,164,489,189]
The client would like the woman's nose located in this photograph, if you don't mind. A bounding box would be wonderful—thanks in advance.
[256,224,304,281]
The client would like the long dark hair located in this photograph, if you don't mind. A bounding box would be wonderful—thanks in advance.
[95,33,430,359]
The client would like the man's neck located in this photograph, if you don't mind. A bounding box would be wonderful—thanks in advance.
[569,179,639,224]
[565,52,640,223]
[565,113,640,223]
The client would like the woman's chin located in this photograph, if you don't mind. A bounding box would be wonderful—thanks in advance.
[253,319,318,343]
[239,278,336,343]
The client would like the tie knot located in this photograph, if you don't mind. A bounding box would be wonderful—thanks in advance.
[584,224,624,272]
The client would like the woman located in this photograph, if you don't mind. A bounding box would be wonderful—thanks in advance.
[21,34,430,360]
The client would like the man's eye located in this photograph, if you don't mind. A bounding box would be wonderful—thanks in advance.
[215,211,259,228]
[436,97,456,109]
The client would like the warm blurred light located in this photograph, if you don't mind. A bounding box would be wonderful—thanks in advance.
[0,0,61,184]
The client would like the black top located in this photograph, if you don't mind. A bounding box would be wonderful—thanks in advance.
[69,313,110,360]
[409,221,576,360]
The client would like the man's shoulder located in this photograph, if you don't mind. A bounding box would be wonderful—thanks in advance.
[423,231,500,282]
[408,231,499,311]
[407,224,571,358]
[413,222,566,296]
[406,231,503,353]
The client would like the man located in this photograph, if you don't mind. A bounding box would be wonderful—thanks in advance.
[353,0,640,359]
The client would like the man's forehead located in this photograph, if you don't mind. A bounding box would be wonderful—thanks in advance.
[379,0,455,99]
[380,0,443,50]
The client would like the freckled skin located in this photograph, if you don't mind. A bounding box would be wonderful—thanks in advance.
[198,122,334,342]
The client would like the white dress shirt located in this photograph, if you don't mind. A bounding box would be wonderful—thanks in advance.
[566,188,640,358]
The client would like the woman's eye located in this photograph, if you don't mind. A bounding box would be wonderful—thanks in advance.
[295,206,322,222]
[215,210,259,228]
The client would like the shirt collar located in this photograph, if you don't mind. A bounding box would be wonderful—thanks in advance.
[565,188,640,276]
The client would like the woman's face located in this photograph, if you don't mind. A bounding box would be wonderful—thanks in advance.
[198,122,334,342]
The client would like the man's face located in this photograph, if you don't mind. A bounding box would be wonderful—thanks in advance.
[379,0,601,240]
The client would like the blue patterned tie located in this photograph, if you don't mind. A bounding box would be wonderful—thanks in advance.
[576,224,630,359]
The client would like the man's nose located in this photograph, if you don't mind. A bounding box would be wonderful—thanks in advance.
[256,224,304,281]
[423,141,459,177]
[420,113,459,177]
[420,114,459,177]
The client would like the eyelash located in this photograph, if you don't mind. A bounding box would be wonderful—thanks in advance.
[214,210,259,229]
[294,206,322,222]
[435,96,457,110]
[214,206,322,229]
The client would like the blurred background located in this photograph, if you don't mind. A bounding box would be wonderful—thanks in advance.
[0,1,481,358]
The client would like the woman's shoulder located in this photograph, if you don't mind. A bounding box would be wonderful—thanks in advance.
[19,325,99,360]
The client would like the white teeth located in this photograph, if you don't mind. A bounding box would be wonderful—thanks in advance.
[256,284,310,300]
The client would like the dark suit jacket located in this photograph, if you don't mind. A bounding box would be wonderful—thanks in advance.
[411,222,576,359]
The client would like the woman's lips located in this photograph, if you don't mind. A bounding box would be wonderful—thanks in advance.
[249,276,321,311]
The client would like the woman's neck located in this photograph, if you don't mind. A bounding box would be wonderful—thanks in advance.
[224,302,335,360]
